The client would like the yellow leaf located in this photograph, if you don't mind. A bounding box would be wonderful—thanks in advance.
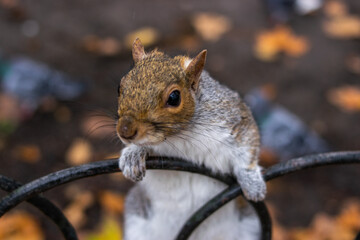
[86,217,122,240]
[328,85,360,112]
[0,211,44,240]
[66,138,93,165]
[192,12,232,42]
[124,27,160,49]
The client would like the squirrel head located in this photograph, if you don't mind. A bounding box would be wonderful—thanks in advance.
[116,38,207,145]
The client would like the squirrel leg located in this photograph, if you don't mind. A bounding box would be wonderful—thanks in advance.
[119,145,147,181]
[234,164,266,202]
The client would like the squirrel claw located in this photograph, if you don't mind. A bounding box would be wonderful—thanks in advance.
[236,167,267,202]
[119,146,147,182]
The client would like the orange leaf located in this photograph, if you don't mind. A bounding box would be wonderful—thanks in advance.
[13,144,41,163]
[337,200,360,230]
[254,26,309,61]
[82,35,121,56]
[99,190,125,215]
[328,85,360,112]
[0,211,44,240]
[323,16,360,39]
[324,1,348,18]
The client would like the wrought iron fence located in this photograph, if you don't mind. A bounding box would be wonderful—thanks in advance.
[1,151,360,240]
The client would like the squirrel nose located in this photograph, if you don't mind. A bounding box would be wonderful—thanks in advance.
[118,117,138,140]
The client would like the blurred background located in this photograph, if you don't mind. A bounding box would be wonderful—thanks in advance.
[0,0,360,239]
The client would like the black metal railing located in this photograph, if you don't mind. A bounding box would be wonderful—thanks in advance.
[1,151,360,240]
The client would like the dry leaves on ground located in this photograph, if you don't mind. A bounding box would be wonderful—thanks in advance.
[289,200,360,240]
[271,199,360,240]
[327,85,360,112]
[323,0,360,39]
[0,211,44,240]
[191,12,232,42]
[254,25,309,61]
[65,138,93,165]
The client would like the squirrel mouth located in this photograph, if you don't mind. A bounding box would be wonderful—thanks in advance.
[118,134,164,146]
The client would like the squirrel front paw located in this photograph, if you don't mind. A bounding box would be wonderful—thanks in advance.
[235,167,267,202]
[119,146,147,182]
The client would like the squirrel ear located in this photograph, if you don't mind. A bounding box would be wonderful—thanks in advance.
[185,50,207,92]
[132,38,146,64]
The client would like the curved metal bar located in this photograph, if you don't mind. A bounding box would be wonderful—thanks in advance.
[0,157,235,217]
[0,157,270,240]
[0,151,359,240]
[0,175,78,240]
[263,151,360,181]
[175,184,272,240]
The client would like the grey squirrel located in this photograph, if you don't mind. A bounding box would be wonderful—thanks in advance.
[117,38,267,240]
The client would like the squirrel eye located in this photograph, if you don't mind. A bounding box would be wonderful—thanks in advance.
[166,90,181,107]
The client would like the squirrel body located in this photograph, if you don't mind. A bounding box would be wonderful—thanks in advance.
[117,39,266,240]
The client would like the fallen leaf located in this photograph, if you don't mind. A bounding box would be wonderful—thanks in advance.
[346,55,360,75]
[0,0,19,8]
[83,35,121,56]
[124,27,160,49]
[86,216,122,240]
[254,25,309,61]
[0,211,44,240]
[81,114,116,139]
[327,85,360,112]
[64,190,94,228]
[192,12,232,42]
[0,93,21,122]
[324,0,348,18]
[13,144,41,163]
[323,15,360,39]
[66,138,93,165]
[99,190,125,215]
[260,147,279,166]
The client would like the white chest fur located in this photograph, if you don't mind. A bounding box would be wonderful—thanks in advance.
[125,127,259,240]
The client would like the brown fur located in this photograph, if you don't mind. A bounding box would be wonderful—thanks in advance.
[117,47,205,144]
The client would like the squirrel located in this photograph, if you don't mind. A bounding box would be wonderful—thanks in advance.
[117,38,267,240]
